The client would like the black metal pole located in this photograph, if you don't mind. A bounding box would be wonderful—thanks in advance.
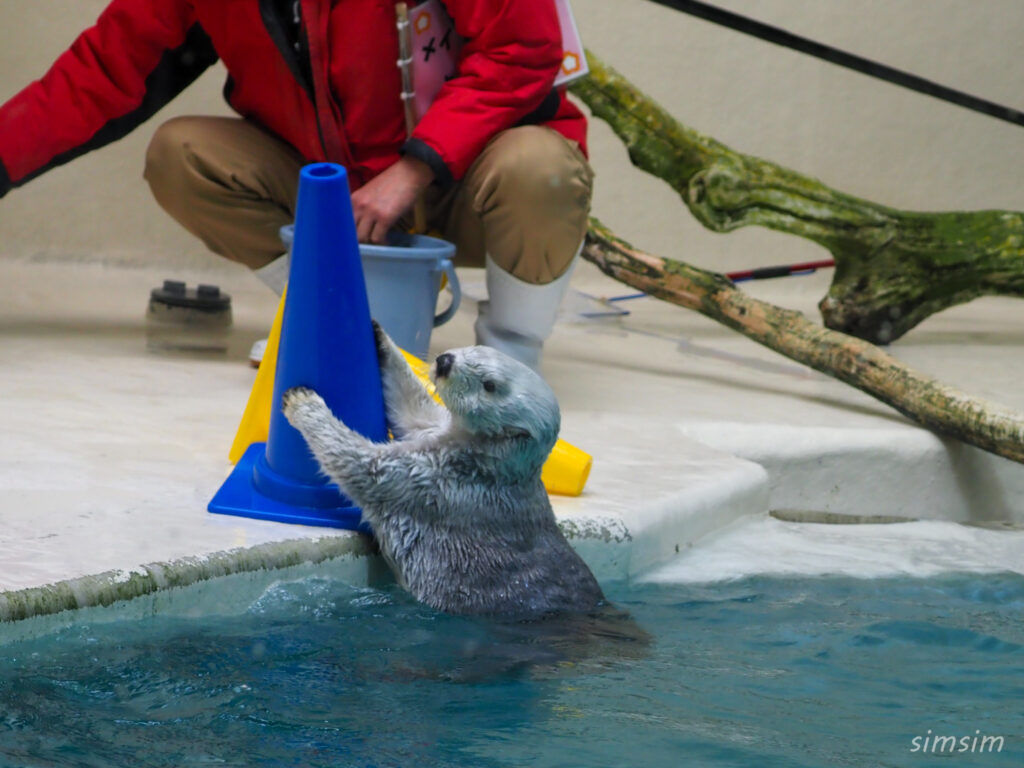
[644,0,1024,129]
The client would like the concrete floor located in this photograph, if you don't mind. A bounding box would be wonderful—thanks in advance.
[2,254,1024,620]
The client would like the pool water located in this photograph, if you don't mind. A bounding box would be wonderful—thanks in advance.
[1,572,1021,768]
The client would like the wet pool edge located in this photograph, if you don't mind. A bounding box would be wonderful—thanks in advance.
[0,535,374,641]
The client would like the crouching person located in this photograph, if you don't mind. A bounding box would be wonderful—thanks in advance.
[0,0,594,373]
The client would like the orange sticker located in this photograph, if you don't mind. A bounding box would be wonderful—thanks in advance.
[414,11,431,35]
[561,52,581,76]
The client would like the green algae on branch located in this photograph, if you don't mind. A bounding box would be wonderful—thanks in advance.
[571,52,1024,344]
[583,222,1024,465]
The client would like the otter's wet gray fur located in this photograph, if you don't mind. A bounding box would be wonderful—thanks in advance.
[282,323,605,620]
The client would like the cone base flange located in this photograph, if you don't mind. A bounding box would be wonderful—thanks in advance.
[208,443,370,532]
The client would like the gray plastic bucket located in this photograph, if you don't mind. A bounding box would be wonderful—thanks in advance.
[280,226,460,360]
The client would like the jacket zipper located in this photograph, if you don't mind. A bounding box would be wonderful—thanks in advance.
[257,0,329,159]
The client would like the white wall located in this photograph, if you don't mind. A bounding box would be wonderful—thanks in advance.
[2,0,1022,274]
[0,0,233,272]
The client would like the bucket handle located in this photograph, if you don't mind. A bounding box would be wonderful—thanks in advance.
[434,258,461,327]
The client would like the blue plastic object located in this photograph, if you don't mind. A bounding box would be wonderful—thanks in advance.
[208,163,388,530]
[281,226,460,361]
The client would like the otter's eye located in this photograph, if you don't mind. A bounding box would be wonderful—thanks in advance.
[482,380,497,394]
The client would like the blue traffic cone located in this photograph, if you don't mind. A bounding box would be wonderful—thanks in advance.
[208,163,388,529]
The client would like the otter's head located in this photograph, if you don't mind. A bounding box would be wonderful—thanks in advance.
[430,346,560,462]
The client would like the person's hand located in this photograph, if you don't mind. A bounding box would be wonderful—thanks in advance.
[351,156,434,244]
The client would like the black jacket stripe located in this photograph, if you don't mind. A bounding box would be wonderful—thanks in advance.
[11,23,219,192]
[0,158,11,198]
[258,0,314,101]
[517,88,560,128]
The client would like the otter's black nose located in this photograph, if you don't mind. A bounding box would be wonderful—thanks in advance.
[435,353,454,379]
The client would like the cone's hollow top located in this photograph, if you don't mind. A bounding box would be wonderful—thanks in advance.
[304,163,346,181]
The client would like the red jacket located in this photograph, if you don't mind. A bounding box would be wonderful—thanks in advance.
[0,0,587,197]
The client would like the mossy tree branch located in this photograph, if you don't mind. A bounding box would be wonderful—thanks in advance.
[571,51,1024,343]
[584,221,1024,463]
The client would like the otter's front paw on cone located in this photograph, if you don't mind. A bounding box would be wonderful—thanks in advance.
[282,386,324,427]
[371,320,395,367]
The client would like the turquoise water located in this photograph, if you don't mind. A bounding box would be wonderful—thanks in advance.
[1,573,1021,767]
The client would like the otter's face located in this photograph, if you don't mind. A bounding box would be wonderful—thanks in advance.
[430,346,560,451]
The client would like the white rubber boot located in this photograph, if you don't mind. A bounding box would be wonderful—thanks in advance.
[249,254,289,367]
[474,254,576,372]
[254,253,289,296]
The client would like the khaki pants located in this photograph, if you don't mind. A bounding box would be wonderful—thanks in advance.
[144,117,593,285]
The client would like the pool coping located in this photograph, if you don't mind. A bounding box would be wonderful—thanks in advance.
[0,534,371,625]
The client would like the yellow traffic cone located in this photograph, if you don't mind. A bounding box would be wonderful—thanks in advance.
[228,288,286,465]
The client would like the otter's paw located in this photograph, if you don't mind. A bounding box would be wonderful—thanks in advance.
[371,320,392,367]
[281,386,325,426]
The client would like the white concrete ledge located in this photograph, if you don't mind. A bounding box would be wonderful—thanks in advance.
[4,258,1023,630]
[0,415,770,627]
[680,422,1024,525]
[555,414,769,578]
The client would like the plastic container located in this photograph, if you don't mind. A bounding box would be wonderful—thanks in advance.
[281,226,461,360]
